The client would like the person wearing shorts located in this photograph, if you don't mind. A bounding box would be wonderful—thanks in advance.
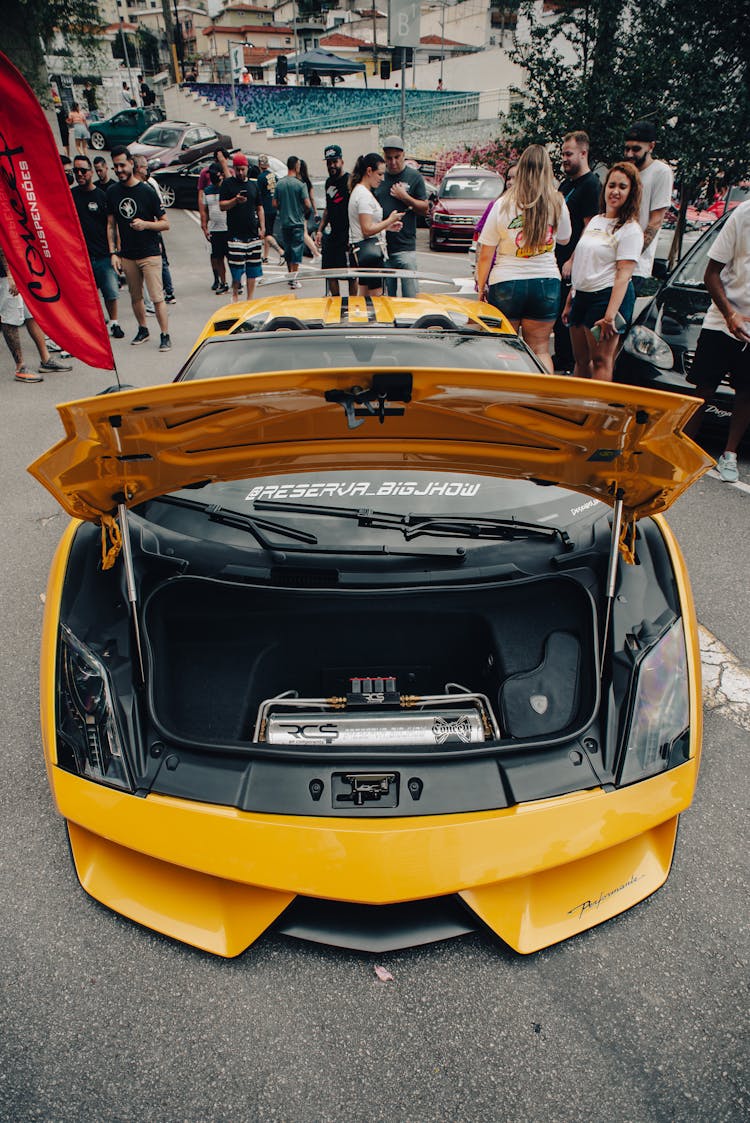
[107,146,171,351]
[563,162,643,382]
[273,156,310,289]
[685,200,750,481]
[257,155,283,264]
[0,249,73,382]
[201,164,229,294]
[219,153,264,301]
[477,145,571,373]
[72,155,124,337]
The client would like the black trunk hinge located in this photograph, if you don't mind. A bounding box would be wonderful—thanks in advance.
[325,372,412,429]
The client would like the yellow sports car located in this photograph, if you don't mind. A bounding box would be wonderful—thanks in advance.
[30,292,712,957]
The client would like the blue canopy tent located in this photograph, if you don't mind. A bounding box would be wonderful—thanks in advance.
[285,48,368,87]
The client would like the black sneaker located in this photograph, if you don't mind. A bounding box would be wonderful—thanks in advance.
[159,333,171,352]
[165,293,177,305]
[110,323,125,339]
[131,326,150,346]
[215,283,229,295]
[211,279,219,291]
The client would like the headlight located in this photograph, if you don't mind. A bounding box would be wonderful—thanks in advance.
[619,619,690,785]
[56,626,132,791]
[147,157,163,169]
[622,325,674,369]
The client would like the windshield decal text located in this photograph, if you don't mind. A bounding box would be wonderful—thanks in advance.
[244,480,482,502]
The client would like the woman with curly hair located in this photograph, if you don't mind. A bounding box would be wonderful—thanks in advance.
[563,161,643,381]
[476,144,571,372]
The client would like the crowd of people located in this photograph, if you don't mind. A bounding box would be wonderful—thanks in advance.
[188,135,428,301]
[2,117,748,477]
[475,121,675,380]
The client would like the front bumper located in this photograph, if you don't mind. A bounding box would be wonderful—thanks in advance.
[430,219,475,247]
[40,518,703,957]
[55,762,695,956]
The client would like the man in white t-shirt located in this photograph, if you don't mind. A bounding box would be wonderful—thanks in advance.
[685,201,750,481]
[623,121,673,294]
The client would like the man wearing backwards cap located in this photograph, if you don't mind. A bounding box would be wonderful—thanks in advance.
[375,135,428,298]
[219,153,265,301]
[623,120,674,294]
[315,144,352,296]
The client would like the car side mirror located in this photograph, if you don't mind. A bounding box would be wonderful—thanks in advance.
[651,260,669,282]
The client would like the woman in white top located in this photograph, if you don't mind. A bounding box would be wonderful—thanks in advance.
[476,144,571,372]
[347,153,403,296]
[563,162,643,381]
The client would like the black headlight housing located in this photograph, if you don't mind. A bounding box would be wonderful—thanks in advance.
[56,625,132,791]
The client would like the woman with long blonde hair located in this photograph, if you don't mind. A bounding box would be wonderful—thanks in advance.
[476,144,571,372]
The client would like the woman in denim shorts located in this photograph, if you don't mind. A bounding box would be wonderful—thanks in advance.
[563,162,643,381]
[476,145,571,372]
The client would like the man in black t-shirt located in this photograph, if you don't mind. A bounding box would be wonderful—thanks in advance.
[376,136,428,297]
[72,156,124,338]
[219,153,265,301]
[107,145,171,351]
[553,130,601,371]
[93,156,116,192]
[315,143,351,296]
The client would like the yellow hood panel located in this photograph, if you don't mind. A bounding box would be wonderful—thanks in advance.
[29,368,711,522]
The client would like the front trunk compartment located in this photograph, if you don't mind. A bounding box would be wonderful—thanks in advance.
[142,574,599,752]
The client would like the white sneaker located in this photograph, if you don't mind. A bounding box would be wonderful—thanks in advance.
[716,452,739,483]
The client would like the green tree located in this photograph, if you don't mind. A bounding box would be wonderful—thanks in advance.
[3,0,102,100]
[506,0,631,167]
[506,0,749,260]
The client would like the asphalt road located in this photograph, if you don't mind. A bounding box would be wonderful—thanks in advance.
[0,214,747,1123]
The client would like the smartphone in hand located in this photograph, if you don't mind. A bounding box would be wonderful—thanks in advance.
[591,311,626,342]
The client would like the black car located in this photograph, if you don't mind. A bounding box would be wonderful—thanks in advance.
[615,210,736,433]
[128,121,233,171]
[153,152,287,209]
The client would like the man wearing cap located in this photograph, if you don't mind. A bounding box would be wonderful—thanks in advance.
[375,136,428,297]
[219,153,265,301]
[315,144,351,296]
[257,155,284,264]
[623,121,674,295]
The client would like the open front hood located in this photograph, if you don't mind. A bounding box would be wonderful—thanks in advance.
[29,368,712,523]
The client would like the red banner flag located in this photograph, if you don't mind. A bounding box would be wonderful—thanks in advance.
[0,51,114,370]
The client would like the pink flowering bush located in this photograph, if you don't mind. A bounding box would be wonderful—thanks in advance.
[435,140,519,183]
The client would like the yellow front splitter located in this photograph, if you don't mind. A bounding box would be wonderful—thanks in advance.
[56,763,696,957]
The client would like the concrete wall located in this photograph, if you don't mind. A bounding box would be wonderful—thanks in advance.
[164,84,378,176]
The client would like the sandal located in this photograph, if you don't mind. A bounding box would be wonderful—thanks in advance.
[14,366,43,384]
[261,256,269,264]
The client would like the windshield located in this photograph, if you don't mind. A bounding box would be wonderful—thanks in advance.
[177,330,540,381]
[139,126,182,147]
[668,216,728,288]
[439,177,502,201]
[156,470,594,543]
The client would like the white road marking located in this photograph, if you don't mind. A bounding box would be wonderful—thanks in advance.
[185,209,201,225]
[706,468,749,492]
[699,625,750,731]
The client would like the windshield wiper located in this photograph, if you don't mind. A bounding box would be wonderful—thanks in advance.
[253,500,571,547]
[158,495,318,546]
[155,495,464,561]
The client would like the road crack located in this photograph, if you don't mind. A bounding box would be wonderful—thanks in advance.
[699,625,750,732]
